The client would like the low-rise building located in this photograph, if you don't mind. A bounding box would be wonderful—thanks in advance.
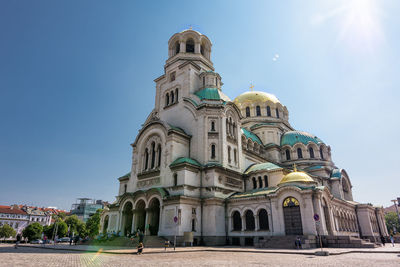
[0,205,29,234]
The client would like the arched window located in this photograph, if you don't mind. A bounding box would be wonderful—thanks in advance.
[264,175,268,187]
[232,211,242,231]
[175,41,180,55]
[144,148,149,170]
[203,76,205,87]
[256,106,261,116]
[246,107,250,117]
[157,144,162,167]
[258,176,263,188]
[285,149,291,160]
[124,184,127,194]
[320,147,324,159]
[186,38,195,53]
[259,209,269,230]
[151,142,156,168]
[267,106,271,117]
[245,210,255,230]
[166,93,169,106]
[200,44,204,56]
[173,173,178,186]
[175,89,178,102]
[211,121,215,132]
[309,147,314,158]
[215,77,218,86]
[228,146,231,163]
[252,177,257,189]
[211,144,216,159]
[234,149,237,163]
[297,148,303,159]
[276,108,279,118]
[171,91,174,103]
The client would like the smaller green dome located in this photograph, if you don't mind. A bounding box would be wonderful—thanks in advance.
[281,131,324,147]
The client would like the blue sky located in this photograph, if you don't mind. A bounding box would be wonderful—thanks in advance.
[1,0,399,210]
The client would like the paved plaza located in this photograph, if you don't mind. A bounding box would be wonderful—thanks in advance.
[1,244,400,267]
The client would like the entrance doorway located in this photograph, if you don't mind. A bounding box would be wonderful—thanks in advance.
[103,215,109,234]
[135,200,146,233]
[122,202,133,236]
[283,197,303,235]
[147,198,160,235]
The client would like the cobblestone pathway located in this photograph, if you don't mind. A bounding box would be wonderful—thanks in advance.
[1,245,399,266]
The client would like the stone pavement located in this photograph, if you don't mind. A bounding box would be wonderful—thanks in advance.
[1,244,399,267]
[18,242,400,255]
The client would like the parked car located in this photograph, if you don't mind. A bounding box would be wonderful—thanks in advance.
[57,237,71,243]
[30,239,43,244]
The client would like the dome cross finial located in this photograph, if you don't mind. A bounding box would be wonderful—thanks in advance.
[293,164,297,172]
[249,83,254,91]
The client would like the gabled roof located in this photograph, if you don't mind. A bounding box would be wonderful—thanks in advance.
[244,162,282,175]
[118,172,131,181]
[170,157,202,168]
[241,128,263,145]
[194,88,231,102]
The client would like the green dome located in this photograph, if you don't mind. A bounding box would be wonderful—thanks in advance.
[281,131,324,147]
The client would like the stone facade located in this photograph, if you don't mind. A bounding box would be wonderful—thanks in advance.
[101,29,388,246]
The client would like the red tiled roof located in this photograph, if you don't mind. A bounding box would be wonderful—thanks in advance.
[0,207,27,215]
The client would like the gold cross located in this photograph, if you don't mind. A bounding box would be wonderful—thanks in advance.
[189,25,193,30]
[249,84,254,91]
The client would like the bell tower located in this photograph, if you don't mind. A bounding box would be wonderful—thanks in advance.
[154,29,215,118]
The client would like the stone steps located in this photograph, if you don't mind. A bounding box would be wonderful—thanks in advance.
[255,235,317,249]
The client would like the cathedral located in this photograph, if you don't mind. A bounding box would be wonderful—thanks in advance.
[101,29,388,247]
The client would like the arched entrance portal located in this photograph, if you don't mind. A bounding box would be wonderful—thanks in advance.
[122,202,133,236]
[147,198,160,235]
[103,215,109,234]
[283,197,303,235]
[322,198,333,235]
[134,200,146,233]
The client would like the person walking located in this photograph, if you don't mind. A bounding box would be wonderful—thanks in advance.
[390,234,395,247]
[380,236,386,246]
[15,233,21,249]
[295,236,302,249]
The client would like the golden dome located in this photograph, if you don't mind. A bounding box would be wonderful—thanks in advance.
[278,170,315,185]
[233,91,281,107]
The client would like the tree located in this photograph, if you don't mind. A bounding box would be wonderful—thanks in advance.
[65,215,81,234]
[385,212,400,234]
[76,221,87,238]
[22,223,43,241]
[0,224,16,241]
[86,209,102,238]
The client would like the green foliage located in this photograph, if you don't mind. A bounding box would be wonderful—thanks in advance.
[385,212,400,234]
[85,209,102,238]
[22,223,43,241]
[0,224,16,240]
[65,215,81,233]
[76,221,88,238]
[42,219,68,239]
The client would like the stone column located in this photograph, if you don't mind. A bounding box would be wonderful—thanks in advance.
[131,209,136,234]
[254,215,259,231]
[180,41,185,53]
[144,208,150,235]
[241,215,246,231]
[195,42,201,54]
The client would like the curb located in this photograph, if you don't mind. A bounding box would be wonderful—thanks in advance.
[19,245,400,256]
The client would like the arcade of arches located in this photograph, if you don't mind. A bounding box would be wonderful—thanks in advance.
[120,197,161,236]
